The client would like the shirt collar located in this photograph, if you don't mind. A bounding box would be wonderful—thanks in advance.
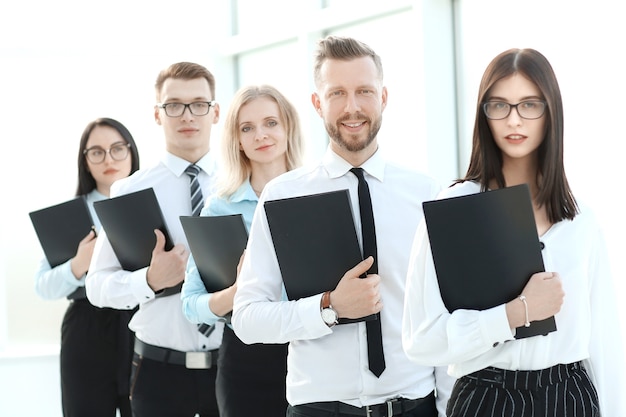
[229,178,259,203]
[321,145,386,182]
[162,151,218,178]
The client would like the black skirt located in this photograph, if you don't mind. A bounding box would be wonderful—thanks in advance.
[215,325,288,417]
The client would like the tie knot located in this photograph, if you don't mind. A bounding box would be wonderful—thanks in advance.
[185,164,201,179]
[350,167,365,180]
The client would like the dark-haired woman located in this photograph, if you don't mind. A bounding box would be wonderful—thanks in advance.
[402,49,625,416]
[34,117,140,417]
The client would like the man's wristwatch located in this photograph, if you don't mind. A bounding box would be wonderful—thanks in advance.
[320,290,338,327]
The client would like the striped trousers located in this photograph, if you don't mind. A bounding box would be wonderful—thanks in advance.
[447,362,600,417]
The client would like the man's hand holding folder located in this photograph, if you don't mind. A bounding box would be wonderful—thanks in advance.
[327,257,382,320]
[146,229,188,293]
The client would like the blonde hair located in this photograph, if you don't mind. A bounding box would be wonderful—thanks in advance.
[215,85,304,198]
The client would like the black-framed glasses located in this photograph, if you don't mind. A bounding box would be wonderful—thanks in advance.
[156,101,216,117]
[83,142,131,164]
[483,100,547,120]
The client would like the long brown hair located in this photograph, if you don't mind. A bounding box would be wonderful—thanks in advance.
[461,48,577,223]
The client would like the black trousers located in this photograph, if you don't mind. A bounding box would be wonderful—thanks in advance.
[60,299,134,417]
[216,325,288,417]
[130,351,219,417]
[447,362,600,417]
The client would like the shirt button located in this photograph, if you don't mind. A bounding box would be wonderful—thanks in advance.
[540,241,545,250]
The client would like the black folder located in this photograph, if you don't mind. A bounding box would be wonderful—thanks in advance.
[94,188,173,272]
[264,189,376,324]
[29,196,95,268]
[422,183,556,339]
[180,214,248,293]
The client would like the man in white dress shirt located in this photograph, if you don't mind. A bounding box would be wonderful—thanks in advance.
[86,62,222,417]
[232,36,455,417]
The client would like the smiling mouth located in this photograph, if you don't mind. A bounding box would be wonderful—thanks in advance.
[342,121,365,128]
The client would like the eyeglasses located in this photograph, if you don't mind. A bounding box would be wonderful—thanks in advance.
[156,101,216,117]
[483,100,547,120]
[83,143,131,164]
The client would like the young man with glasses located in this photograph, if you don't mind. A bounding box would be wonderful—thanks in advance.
[86,62,222,417]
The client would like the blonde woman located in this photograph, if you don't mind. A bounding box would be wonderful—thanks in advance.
[182,84,304,417]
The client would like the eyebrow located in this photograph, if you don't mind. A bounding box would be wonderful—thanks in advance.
[239,115,280,126]
[487,94,543,102]
[162,96,211,102]
[86,141,126,149]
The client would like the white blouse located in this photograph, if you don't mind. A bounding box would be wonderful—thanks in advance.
[402,181,626,416]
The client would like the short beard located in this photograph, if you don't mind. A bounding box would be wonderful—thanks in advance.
[325,112,382,152]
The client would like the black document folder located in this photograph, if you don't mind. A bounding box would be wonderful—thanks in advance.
[29,196,95,268]
[264,189,376,324]
[94,188,173,272]
[180,214,248,293]
[422,184,556,339]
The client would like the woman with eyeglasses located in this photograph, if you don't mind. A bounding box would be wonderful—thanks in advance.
[34,117,140,417]
[402,48,625,416]
[181,85,304,417]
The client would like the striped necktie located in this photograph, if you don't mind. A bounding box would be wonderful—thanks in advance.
[185,164,215,337]
[185,164,204,217]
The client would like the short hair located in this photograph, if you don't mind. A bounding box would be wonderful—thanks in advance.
[154,61,216,101]
[216,85,304,198]
[313,35,383,87]
[76,118,140,196]
[462,48,577,222]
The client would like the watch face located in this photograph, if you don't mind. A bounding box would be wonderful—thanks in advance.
[321,307,337,325]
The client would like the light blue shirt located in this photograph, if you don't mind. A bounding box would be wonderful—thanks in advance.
[34,190,106,300]
[181,179,258,327]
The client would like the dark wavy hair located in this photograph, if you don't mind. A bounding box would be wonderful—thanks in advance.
[75,118,140,196]
[461,48,577,223]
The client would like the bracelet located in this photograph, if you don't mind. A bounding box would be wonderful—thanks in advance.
[519,295,531,327]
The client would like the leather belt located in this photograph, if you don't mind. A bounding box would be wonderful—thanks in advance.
[301,391,434,417]
[134,338,218,369]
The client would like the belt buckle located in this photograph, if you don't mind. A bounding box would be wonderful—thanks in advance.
[365,399,395,417]
[185,351,211,369]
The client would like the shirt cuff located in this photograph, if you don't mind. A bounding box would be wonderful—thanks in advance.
[130,267,155,303]
[478,304,515,345]
[61,260,86,287]
[298,293,333,336]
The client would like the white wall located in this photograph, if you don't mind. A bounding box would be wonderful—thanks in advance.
[0,347,62,417]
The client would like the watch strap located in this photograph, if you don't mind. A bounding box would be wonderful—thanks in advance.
[321,290,332,309]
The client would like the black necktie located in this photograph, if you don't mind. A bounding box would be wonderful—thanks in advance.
[350,167,386,377]
[185,164,204,217]
[184,164,214,336]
